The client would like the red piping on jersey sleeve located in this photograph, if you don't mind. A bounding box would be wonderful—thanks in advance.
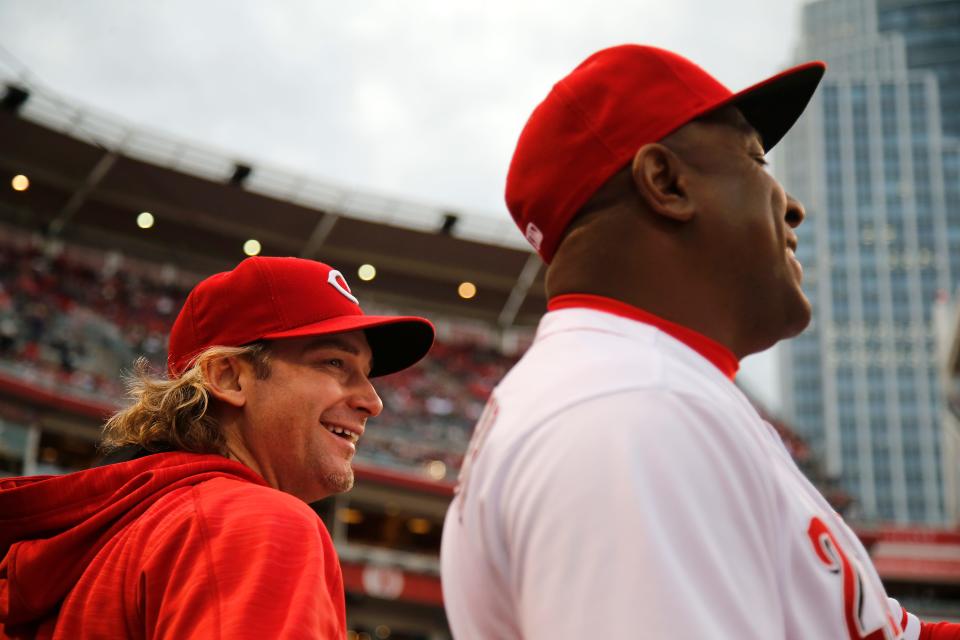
[548,294,740,381]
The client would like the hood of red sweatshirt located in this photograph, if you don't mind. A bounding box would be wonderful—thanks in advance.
[0,452,266,630]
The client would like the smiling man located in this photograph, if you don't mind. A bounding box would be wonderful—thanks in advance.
[0,256,434,639]
[440,45,960,639]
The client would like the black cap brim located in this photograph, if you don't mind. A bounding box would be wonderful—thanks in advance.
[364,319,436,378]
[729,61,826,151]
[262,313,435,378]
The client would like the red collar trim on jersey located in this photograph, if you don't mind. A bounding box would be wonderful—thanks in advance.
[547,294,740,380]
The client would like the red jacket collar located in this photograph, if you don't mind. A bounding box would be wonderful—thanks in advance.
[547,293,739,380]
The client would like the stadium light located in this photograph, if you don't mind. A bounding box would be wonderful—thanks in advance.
[337,508,364,524]
[136,212,154,229]
[407,518,432,535]
[457,282,477,300]
[357,264,376,281]
[243,239,262,256]
[11,174,29,191]
[426,459,446,480]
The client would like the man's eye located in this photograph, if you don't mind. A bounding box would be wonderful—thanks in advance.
[327,359,344,368]
[753,154,769,166]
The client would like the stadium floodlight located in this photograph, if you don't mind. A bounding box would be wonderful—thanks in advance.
[1,85,29,113]
[407,518,432,535]
[11,175,29,191]
[358,264,376,281]
[426,459,447,480]
[337,508,364,524]
[243,239,262,256]
[457,282,477,300]
[136,212,155,229]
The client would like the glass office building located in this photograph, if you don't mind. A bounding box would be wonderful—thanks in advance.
[877,0,960,139]
[778,0,960,523]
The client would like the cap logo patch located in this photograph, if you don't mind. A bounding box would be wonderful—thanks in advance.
[327,269,359,304]
[525,223,543,251]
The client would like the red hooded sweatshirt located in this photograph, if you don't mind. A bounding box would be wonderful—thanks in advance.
[0,452,346,639]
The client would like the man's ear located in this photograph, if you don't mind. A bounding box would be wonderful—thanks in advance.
[201,356,247,409]
[630,143,696,223]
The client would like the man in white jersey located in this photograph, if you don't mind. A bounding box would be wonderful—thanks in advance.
[440,45,960,640]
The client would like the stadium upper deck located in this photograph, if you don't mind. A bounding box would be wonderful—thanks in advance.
[0,74,547,329]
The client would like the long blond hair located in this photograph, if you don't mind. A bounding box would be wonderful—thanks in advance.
[100,343,270,454]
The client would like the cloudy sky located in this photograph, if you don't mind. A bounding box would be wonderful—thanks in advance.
[0,0,816,409]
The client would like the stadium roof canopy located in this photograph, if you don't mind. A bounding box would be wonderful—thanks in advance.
[0,76,547,328]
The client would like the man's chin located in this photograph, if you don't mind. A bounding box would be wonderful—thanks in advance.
[746,293,811,355]
[326,468,355,494]
[781,295,813,340]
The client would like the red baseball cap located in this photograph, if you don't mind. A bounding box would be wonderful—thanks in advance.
[505,44,826,263]
[167,256,435,377]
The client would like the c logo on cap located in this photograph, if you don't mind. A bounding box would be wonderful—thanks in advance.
[327,269,359,304]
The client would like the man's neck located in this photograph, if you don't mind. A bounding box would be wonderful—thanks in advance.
[548,293,740,379]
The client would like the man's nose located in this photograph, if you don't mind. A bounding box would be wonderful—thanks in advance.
[350,376,383,418]
[785,193,805,229]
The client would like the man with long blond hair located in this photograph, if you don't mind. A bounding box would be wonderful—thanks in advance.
[0,256,434,639]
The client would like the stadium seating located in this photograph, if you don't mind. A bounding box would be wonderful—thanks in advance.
[1,229,832,495]
[0,230,518,478]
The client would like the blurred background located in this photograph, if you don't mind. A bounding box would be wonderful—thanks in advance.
[1,0,958,635]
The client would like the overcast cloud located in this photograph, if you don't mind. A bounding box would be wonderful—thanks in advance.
[0,0,814,409]
[0,0,810,210]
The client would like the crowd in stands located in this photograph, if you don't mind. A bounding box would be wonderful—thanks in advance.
[0,230,832,495]
[0,230,518,479]
[369,340,516,476]
[0,233,186,401]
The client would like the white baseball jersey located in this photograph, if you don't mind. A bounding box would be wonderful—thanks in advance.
[441,295,922,640]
